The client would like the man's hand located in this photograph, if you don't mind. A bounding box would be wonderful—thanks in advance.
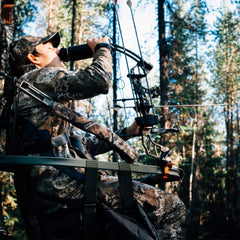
[124,121,152,138]
[124,121,140,137]
[86,36,110,53]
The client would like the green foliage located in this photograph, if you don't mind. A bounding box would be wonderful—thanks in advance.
[161,0,238,239]
[0,172,27,239]
[211,11,240,102]
[210,9,240,238]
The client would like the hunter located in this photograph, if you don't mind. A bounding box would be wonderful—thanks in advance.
[6,32,186,239]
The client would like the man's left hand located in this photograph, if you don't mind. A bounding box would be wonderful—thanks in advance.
[87,36,110,53]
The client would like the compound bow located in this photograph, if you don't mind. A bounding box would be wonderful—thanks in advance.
[112,0,182,180]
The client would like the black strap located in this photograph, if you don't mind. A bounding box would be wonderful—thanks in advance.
[83,160,98,238]
[118,163,135,215]
[94,42,112,52]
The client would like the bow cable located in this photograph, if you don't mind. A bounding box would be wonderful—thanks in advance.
[126,0,155,116]
[113,1,140,116]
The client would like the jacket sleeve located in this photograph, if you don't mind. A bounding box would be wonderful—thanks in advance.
[77,127,130,157]
[34,47,112,101]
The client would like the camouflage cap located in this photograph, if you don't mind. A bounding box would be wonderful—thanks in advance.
[9,32,60,70]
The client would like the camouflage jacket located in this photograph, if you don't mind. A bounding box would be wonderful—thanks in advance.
[17,47,112,138]
[15,47,114,207]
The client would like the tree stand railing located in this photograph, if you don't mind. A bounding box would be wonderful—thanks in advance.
[0,155,183,239]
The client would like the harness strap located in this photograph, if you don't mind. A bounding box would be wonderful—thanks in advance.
[83,160,98,238]
[118,163,135,215]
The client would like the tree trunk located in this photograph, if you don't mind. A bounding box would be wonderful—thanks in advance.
[189,123,196,205]
[112,4,118,163]
[158,0,169,133]
[224,49,239,237]
[187,116,204,240]
[0,2,13,238]
[225,103,239,237]
[47,0,54,34]
[70,0,77,71]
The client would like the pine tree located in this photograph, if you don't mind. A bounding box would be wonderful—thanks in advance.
[211,10,240,238]
[165,1,218,238]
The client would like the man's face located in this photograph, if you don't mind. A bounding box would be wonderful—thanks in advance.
[35,41,65,68]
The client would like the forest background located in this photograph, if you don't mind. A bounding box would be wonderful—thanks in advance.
[0,0,239,239]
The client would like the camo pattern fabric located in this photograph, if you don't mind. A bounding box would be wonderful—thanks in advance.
[98,176,186,239]
[17,47,112,137]
[15,47,186,239]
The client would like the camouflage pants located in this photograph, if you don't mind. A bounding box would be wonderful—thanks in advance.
[98,176,186,240]
[20,167,186,239]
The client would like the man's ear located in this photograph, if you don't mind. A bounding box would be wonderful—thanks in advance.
[27,54,40,65]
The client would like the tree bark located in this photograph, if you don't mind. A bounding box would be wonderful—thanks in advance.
[225,101,239,237]
[70,0,77,71]
[158,0,170,146]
